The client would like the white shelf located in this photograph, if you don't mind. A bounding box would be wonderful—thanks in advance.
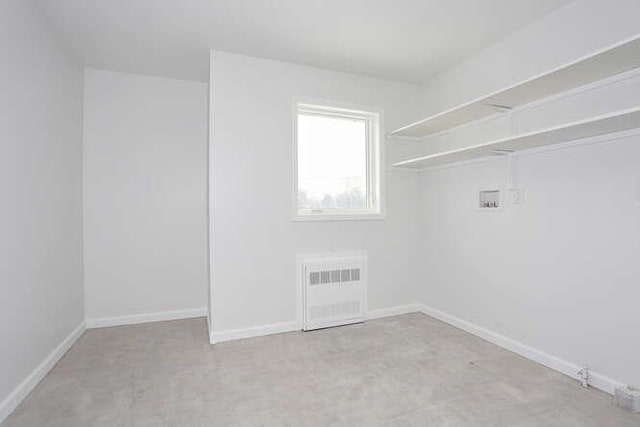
[392,106,640,169]
[390,34,640,139]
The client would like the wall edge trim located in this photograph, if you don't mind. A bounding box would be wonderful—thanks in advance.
[418,303,624,395]
[86,308,207,329]
[210,303,422,344]
[0,321,86,423]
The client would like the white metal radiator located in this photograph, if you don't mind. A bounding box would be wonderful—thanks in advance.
[299,253,367,331]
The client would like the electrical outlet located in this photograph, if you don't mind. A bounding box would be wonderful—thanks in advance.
[510,188,525,205]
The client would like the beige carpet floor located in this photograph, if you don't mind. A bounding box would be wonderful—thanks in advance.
[3,313,638,426]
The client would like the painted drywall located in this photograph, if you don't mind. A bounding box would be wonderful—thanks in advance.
[209,51,423,335]
[40,0,570,83]
[420,134,640,390]
[83,69,208,321]
[414,0,640,390]
[0,0,84,416]
[417,0,640,118]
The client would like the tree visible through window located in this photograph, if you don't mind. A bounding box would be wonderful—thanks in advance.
[295,103,381,219]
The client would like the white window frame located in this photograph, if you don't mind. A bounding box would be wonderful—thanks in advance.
[293,99,384,222]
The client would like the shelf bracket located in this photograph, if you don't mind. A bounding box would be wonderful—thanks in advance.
[491,149,514,156]
[491,149,519,191]
[483,103,513,113]
[506,152,518,190]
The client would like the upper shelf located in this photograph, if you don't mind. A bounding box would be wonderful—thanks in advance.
[390,35,640,139]
[392,106,640,169]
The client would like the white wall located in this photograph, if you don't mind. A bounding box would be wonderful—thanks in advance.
[0,0,84,416]
[83,69,208,321]
[209,51,422,335]
[418,0,640,119]
[415,0,640,391]
[420,134,640,390]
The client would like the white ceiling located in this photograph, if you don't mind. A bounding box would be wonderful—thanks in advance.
[40,0,571,83]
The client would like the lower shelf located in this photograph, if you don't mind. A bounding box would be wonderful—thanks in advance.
[393,106,640,169]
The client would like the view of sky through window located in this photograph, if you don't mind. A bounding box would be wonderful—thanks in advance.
[297,113,368,211]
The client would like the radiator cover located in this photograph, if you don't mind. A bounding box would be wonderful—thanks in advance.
[299,253,367,331]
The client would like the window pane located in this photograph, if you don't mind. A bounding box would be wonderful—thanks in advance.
[297,113,367,211]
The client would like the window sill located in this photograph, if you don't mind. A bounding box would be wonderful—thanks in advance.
[292,213,385,222]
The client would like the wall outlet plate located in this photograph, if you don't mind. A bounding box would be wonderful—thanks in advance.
[509,188,526,205]
[614,386,640,413]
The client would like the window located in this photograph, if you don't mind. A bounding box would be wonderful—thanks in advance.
[294,102,383,220]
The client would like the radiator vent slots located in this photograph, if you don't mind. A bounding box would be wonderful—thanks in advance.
[299,253,367,331]
[309,301,361,320]
[309,268,361,286]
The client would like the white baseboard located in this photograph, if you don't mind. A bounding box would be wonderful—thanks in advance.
[210,304,422,344]
[86,307,207,329]
[210,321,299,344]
[367,304,421,320]
[418,304,624,395]
[0,321,86,424]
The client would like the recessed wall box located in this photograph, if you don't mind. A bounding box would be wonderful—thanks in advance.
[479,189,502,210]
